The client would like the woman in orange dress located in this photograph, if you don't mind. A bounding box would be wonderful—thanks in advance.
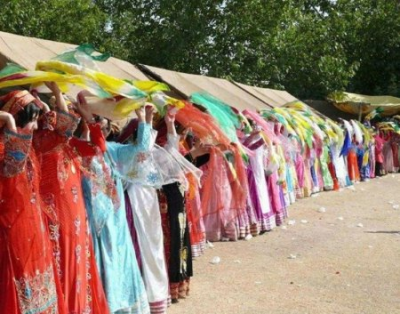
[0,90,66,314]
[33,83,109,314]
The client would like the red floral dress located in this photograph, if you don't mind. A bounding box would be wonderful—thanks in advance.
[33,110,109,314]
[0,127,65,314]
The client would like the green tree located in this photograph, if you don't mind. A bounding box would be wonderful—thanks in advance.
[95,0,224,73]
[209,0,357,99]
[0,0,108,49]
[330,0,400,97]
[1,0,400,99]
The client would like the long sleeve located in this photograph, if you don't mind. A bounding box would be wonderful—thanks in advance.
[106,122,152,179]
[70,123,106,157]
[54,108,80,138]
[1,128,32,177]
[107,122,151,163]
[165,134,180,151]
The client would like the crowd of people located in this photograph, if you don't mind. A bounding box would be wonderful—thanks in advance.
[0,48,399,314]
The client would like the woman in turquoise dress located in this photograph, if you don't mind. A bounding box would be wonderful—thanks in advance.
[81,104,153,314]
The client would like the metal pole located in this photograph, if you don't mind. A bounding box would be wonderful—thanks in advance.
[358,103,363,121]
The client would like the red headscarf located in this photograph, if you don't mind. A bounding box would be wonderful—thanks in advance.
[0,90,43,116]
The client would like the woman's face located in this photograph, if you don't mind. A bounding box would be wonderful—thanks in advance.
[100,118,111,138]
[23,113,39,131]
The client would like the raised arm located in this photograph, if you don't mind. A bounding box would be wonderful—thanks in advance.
[69,93,106,156]
[107,105,154,165]
[165,107,179,150]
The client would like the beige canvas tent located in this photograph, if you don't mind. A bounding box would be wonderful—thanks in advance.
[233,82,298,108]
[0,31,148,80]
[139,64,273,111]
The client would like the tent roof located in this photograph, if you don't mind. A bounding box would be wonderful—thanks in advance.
[328,91,400,116]
[140,64,273,111]
[0,31,148,80]
[234,82,298,108]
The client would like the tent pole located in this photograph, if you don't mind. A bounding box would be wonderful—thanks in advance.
[358,103,363,122]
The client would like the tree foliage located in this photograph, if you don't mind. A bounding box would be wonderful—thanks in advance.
[0,0,107,50]
[0,0,399,99]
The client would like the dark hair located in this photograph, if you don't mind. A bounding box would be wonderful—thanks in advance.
[15,102,41,128]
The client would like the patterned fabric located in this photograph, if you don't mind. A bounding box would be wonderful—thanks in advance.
[0,90,43,116]
[320,145,334,190]
[2,129,32,177]
[158,183,193,287]
[34,109,110,314]
[0,127,63,314]
[54,109,80,138]
[82,122,151,313]
[14,266,58,314]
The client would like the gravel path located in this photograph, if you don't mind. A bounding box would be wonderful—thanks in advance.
[169,174,400,314]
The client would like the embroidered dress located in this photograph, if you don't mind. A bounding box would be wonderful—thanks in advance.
[247,143,275,232]
[84,123,150,314]
[320,145,334,190]
[158,183,192,302]
[0,128,63,314]
[331,144,349,188]
[374,134,385,176]
[123,126,169,314]
[369,142,376,179]
[185,173,206,257]
[347,144,361,183]
[157,134,194,302]
[82,122,150,314]
[200,149,238,241]
[34,110,109,314]
[383,140,395,173]
[125,185,169,314]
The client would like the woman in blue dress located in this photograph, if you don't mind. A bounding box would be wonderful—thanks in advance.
[80,102,153,314]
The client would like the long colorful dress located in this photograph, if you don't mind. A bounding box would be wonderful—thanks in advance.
[374,134,385,176]
[383,134,394,173]
[126,185,169,314]
[184,153,209,256]
[185,172,206,257]
[159,133,196,302]
[347,143,361,183]
[320,145,334,190]
[331,143,349,188]
[200,148,239,241]
[81,122,150,314]
[0,127,64,314]
[246,139,275,232]
[34,109,109,314]
[124,125,169,314]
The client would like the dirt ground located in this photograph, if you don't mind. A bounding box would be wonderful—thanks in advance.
[169,174,400,314]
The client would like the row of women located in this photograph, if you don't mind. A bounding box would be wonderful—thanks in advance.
[0,82,200,314]
[1,77,399,314]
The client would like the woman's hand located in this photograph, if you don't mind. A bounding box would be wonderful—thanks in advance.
[145,104,155,125]
[30,89,51,113]
[44,82,61,94]
[165,106,177,135]
[76,92,94,123]
[135,106,145,123]
[45,82,68,112]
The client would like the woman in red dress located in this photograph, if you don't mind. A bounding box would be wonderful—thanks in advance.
[33,83,109,314]
[0,90,66,314]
